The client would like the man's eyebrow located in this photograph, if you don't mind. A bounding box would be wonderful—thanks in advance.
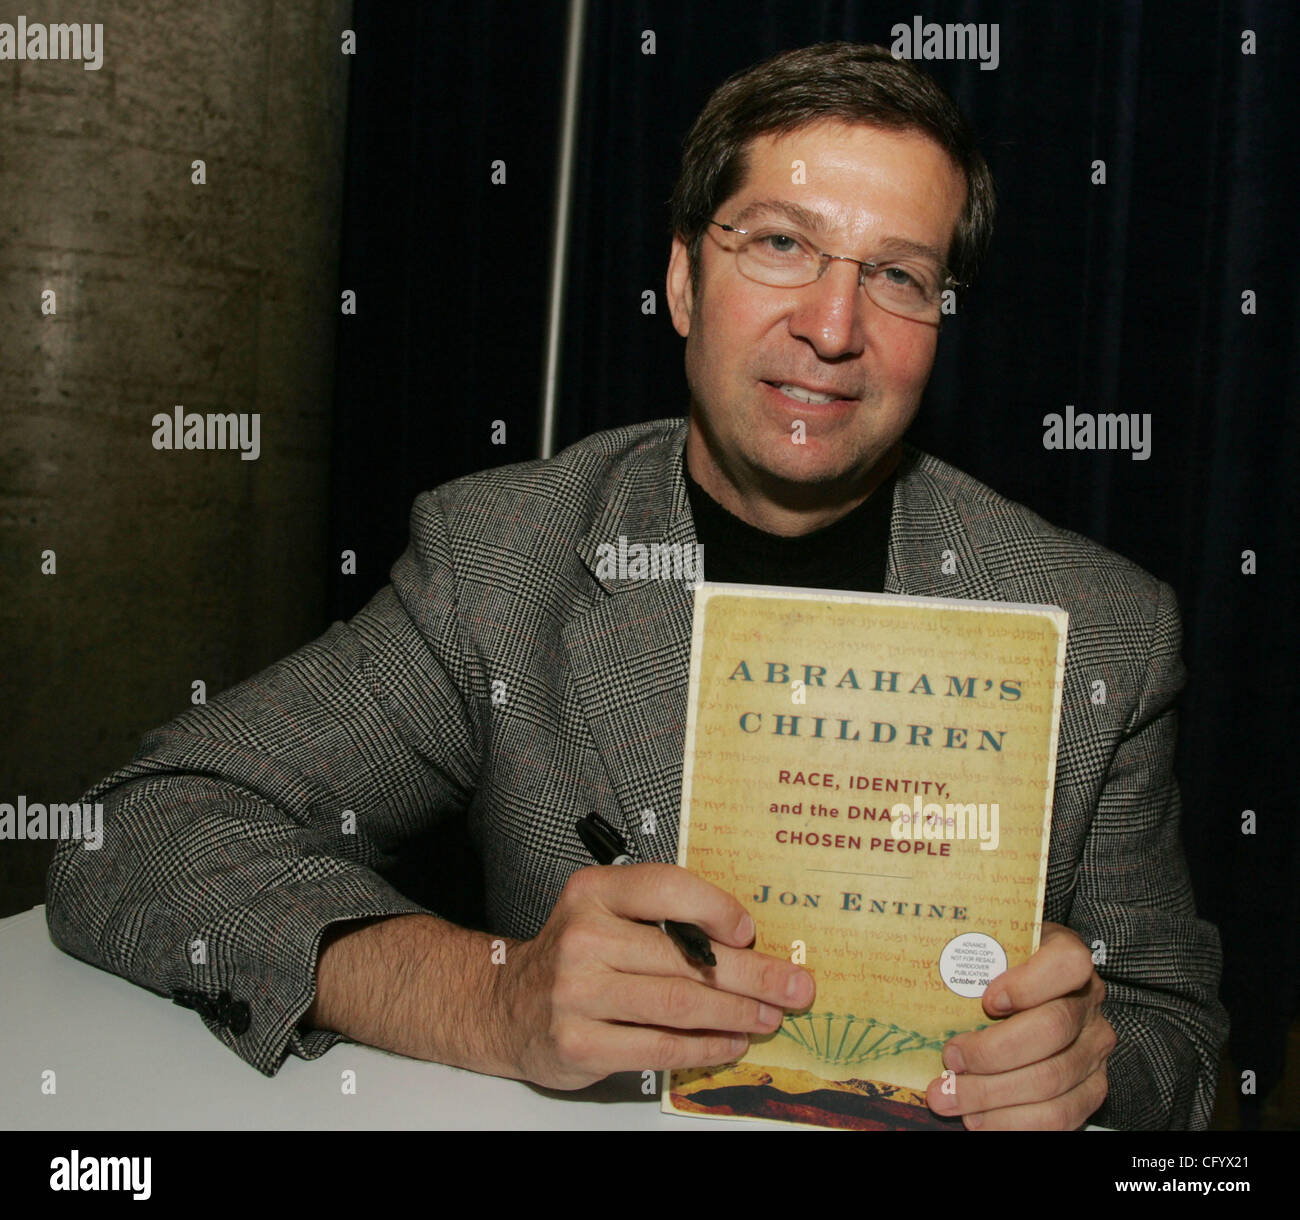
[868,236,948,264]
[727,199,948,264]
[729,199,832,234]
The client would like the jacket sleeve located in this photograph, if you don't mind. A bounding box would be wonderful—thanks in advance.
[45,488,485,1076]
[1068,579,1229,1129]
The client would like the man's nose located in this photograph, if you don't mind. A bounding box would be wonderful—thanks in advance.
[786,258,872,359]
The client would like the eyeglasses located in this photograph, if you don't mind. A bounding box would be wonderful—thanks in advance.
[708,219,961,322]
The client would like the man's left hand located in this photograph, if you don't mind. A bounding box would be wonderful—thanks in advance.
[925,921,1117,1129]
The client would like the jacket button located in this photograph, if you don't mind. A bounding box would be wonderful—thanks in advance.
[227,1001,251,1034]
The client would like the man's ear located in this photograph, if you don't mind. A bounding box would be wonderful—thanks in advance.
[666,234,694,338]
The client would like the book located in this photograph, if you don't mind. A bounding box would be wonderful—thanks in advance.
[662,582,1068,1129]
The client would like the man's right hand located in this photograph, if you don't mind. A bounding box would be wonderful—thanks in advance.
[489,863,816,1091]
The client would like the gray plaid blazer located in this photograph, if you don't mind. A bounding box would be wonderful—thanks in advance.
[46,416,1227,1129]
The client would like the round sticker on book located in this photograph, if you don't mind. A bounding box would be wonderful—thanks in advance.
[939,932,1008,998]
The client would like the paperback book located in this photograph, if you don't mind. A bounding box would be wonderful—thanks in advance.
[663,582,1068,1130]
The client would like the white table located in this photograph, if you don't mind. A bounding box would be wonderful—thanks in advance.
[0,905,779,1130]
[2,906,1109,1132]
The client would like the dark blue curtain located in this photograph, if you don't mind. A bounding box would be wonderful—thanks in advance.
[332,0,1299,1124]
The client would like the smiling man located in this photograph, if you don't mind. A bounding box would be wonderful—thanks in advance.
[47,43,1226,1132]
[672,123,963,536]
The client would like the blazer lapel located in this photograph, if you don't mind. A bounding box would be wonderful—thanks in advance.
[563,421,699,865]
[886,445,1004,603]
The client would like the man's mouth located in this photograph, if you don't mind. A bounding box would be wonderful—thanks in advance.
[762,380,854,405]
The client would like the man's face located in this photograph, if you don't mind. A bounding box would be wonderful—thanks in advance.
[667,120,968,518]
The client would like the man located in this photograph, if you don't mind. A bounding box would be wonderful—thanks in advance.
[46,43,1226,1130]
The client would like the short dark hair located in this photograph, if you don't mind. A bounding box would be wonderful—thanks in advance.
[669,42,996,296]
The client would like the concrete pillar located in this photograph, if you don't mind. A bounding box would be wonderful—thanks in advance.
[0,1,354,913]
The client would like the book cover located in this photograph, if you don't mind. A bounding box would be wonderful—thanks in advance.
[662,582,1068,1129]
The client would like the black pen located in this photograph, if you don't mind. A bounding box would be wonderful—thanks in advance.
[574,811,717,967]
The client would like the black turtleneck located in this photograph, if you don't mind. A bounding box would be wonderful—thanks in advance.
[682,440,894,593]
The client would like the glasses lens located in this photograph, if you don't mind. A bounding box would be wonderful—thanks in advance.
[864,262,945,319]
[736,227,819,286]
